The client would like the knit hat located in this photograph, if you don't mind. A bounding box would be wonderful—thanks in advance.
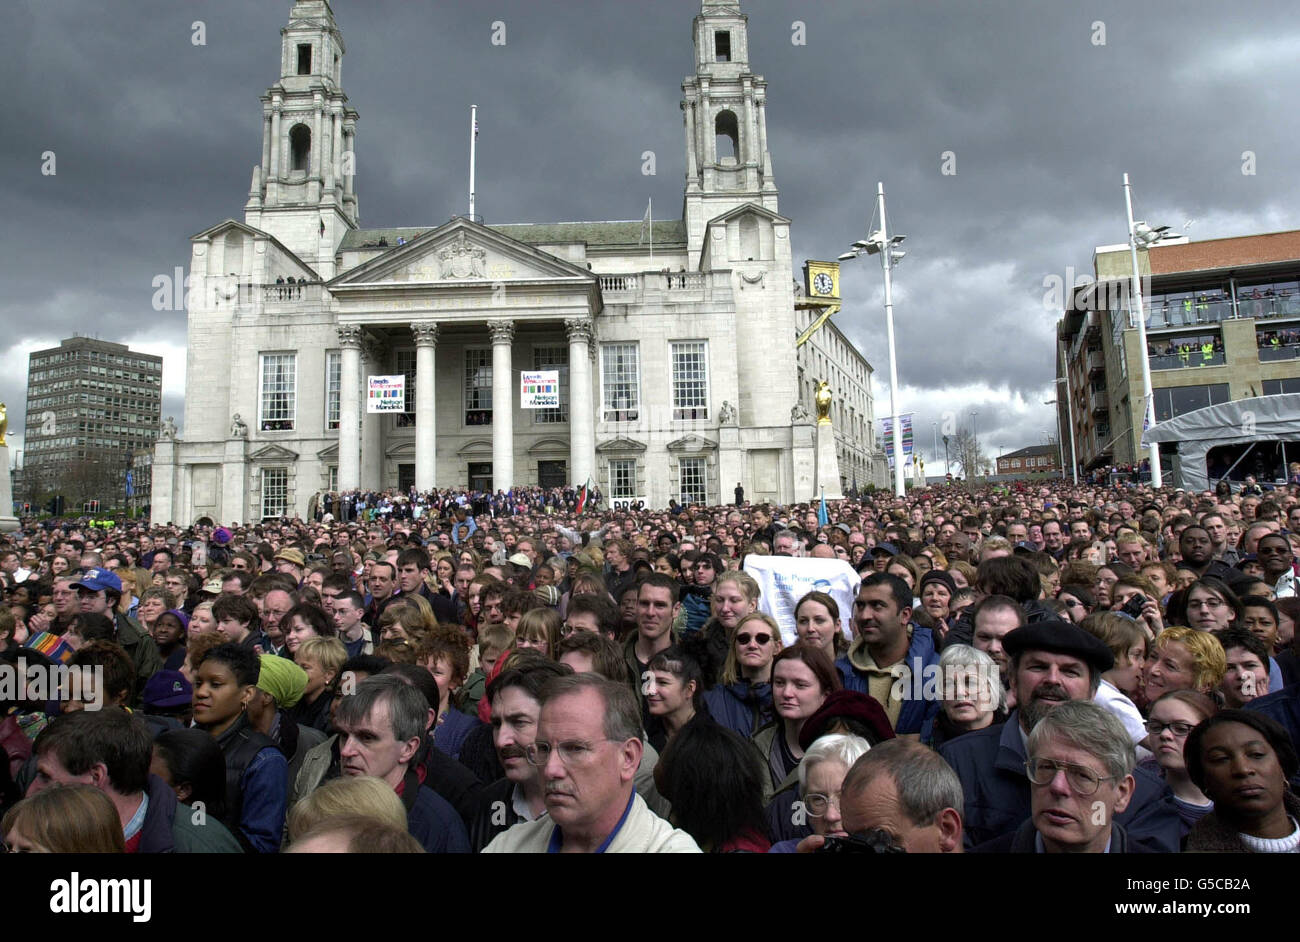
[160,608,190,632]
[534,584,560,607]
[212,527,232,546]
[918,569,957,598]
[256,654,308,709]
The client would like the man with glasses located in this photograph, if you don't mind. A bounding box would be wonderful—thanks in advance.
[259,587,294,657]
[974,700,1141,853]
[941,620,1179,851]
[482,674,699,853]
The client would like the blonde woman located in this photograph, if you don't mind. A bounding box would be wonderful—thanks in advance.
[703,611,783,739]
[286,774,407,846]
[2,784,125,853]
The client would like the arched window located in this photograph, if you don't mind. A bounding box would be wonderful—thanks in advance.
[715,110,739,164]
[290,124,312,173]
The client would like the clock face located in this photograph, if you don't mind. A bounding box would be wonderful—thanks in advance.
[813,272,834,295]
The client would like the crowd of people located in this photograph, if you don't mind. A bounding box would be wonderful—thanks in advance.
[1,474,1299,855]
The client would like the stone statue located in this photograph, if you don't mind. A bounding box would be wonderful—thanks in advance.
[0,402,6,446]
[718,400,736,425]
[231,413,248,438]
[815,381,833,425]
[161,416,177,440]
[790,401,811,425]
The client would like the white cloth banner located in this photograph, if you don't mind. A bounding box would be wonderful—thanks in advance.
[367,375,406,413]
[742,556,861,648]
[520,370,560,409]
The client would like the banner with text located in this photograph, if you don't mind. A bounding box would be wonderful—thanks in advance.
[367,375,406,413]
[742,555,861,647]
[521,370,560,409]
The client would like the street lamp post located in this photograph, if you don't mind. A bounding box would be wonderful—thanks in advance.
[942,435,949,475]
[840,181,907,498]
[1123,173,1167,487]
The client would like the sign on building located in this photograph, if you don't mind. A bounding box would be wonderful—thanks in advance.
[521,370,560,409]
[367,375,405,413]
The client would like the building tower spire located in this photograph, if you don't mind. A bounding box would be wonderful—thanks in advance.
[245,0,359,278]
[681,0,777,265]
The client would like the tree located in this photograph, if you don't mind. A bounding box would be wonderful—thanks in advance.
[950,428,988,480]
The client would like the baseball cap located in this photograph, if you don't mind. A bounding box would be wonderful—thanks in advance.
[72,568,122,594]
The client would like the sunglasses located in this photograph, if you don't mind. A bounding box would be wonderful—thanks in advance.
[736,632,772,646]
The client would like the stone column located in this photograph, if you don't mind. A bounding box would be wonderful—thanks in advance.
[412,321,438,492]
[361,340,383,489]
[490,320,515,491]
[261,111,272,178]
[269,105,282,178]
[337,325,362,490]
[327,109,341,192]
[343,126,355,197]
[566,317,595,486]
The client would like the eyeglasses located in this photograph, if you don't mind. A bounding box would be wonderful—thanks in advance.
[802,792,842,816]
[1145,720,1195,738]
[736,632,772,646]
[525,739,619,767]
[1024,758,1115,795]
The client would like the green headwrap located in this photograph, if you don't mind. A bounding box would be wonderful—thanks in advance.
[257,654,308,709]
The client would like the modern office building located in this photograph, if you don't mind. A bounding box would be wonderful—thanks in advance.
[1058,228,1300,482]
[22,336,163,506]
[153,0,885,522]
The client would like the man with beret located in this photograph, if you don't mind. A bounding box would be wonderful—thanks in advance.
[939,619,1180,851]
[72,567,162,705]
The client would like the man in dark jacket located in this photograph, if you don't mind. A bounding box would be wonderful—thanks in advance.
[1246,683,1300,790]
[940,620,1180,852]
[28,709,242,852]
[973,701,1151,853]
[71,568,163,704]
[310,674,469,853]
[836,572,940,737]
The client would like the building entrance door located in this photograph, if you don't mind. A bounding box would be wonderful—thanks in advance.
[538,460,567,489]
[398,463,415,491]
[468,462,493,493]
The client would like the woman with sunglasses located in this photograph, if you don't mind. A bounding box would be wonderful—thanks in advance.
[1055,584,1094,625]
[703,612,783,739]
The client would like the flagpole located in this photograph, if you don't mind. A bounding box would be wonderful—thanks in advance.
[469,104,477,221]
[649,197,653,264]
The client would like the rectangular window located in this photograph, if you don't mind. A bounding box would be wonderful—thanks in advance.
[325,351,341,430]
[671,341,709,420]
[609,459,636,500]
[532,345,569,424]
[328,466,338,492]
[679,457,707,505]
[297,44,312,75]
[261,468,288,519]
[715,30,731,62]
[395,349,417,427]
[465,348,492,426]
[259,353,296,431]
[601,343,640,422]
[1153,383,1230,423]
[1264,378,1300,396]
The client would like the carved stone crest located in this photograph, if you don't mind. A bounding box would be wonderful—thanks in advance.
[438,233,487,279]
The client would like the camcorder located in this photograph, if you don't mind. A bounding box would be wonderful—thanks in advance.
[817,829,906,854]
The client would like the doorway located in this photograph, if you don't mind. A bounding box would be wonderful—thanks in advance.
[468,462,493,493]
[398,463,415,491]
[538,460,568,489]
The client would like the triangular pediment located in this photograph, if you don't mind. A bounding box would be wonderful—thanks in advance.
[191,219,319,279]
[666,434,717,453]
[595,436,647,454]
[330,217,598,288]
[317,443,339,461]
[705,203,791,228]
[250,443,299,462]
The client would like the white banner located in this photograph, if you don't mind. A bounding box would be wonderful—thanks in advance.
[367,375,406,413]
[521,370,560,409]
[742,555,861,648]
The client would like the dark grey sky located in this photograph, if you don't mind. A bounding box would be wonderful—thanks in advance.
[4,0,1299,469]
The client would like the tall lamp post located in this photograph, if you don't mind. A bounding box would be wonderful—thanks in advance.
[840,181,907,497]
[1045,399,1066,481]
[1123,173,1171,487]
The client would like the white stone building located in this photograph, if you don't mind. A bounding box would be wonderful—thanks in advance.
[153,0,884,523]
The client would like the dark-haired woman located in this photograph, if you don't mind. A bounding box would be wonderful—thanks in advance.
[192,643,288,853]
[646,646,703,751]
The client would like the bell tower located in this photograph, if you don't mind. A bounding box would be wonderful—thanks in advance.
[245,0,358,278]
[681,0,778,264]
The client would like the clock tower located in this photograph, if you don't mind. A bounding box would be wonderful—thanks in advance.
[681,0,778,264]
[244,0,359,279]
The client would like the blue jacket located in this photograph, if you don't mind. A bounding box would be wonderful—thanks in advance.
[939,711,1182,852]
[1247,683,1300,789]
[680,587,712,633]
[406,782,472,853]
[432,708,481,763]
[835,625,941,738]
[703,680,773,740]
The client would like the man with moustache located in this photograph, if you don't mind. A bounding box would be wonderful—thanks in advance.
[940,620,1180,851]
[469,656,570,851]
